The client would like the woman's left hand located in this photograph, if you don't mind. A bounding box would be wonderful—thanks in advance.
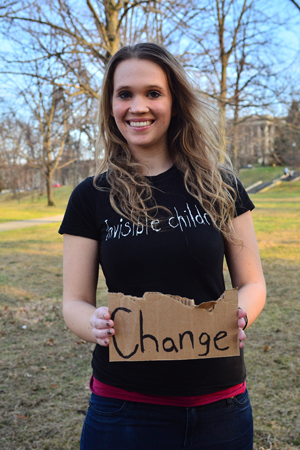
[238,308,247,348]
[225,211,267,350]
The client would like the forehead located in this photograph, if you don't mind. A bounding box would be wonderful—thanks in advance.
[113,58,169,89]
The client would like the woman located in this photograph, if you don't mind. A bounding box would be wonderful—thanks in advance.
[59,43,266,450]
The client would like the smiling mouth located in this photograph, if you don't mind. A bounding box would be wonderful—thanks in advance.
[128,120,153,127]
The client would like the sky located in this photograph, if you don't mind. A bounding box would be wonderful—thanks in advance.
[0,0,299,118]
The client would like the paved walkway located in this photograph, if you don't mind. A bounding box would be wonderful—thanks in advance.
[0,215,64,232]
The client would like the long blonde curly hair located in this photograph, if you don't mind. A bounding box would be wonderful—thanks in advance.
[94,43,239,243]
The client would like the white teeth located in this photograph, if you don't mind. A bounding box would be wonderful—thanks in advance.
[129,121,152,127]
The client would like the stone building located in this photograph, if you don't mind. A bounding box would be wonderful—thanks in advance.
[227,115,280,166]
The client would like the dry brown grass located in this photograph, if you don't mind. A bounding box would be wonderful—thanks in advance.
[0,225,107,450]
[1,181,300,449]
[245,260,300,450]
[228,183,300,449]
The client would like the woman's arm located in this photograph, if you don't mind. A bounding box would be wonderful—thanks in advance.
[62,234,114,345]
[225,211,266,343]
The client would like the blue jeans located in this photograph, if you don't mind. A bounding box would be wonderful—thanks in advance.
[80,390,253,450]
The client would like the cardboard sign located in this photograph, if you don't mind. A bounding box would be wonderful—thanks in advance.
[109,289,240,362]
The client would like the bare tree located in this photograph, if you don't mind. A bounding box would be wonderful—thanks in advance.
[1,0,297,174]
[273,99,300,168]
[289,0,300,11]
[0,0,182,100]
[176,0,288,163]
[228,18,276,169]
[0,0,188,198]
[0,116,23,194]
[1,68,79,206]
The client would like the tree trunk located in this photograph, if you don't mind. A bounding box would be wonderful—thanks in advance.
[232,105,240,171]
[46,173,55,206]
[104,0,121,59]
[219,62,227,164]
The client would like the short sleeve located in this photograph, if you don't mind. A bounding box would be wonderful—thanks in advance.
[58,177,99,240]
[234,178,255,217]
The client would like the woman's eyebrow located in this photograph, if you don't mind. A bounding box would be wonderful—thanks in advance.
[146,85,164,89]
[115,85,131,91]
[115,84,164,92]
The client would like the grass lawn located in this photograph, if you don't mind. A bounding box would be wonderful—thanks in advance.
[0,186,73,223]
[238,165,288,188]
[240,181,300,449]
[0,181,299,449]
[0,167,296,222]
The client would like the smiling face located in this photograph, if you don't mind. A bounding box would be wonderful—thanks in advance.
[111,58,174,160]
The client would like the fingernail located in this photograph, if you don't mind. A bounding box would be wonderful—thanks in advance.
[106,321,110,327]
[107,329,112,335]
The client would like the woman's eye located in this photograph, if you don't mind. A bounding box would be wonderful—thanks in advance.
[118,91,132,99]
[148,91,161,98]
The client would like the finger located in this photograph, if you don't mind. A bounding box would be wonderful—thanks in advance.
[239,328,246,349]
[92,318,114,330]
[92,327,115,340]
[239,328,246,341]
[238,317,246,329]
[95,307,110,320]
[238,308,247,319]
[96,337,110,347]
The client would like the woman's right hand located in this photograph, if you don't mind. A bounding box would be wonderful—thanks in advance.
[90,307,115,346]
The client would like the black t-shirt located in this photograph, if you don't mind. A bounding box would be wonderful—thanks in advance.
[59,165,254,396]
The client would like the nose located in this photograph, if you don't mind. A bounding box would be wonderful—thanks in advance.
[129,96,149,114]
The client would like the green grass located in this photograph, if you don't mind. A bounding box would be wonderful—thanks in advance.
[238,165,287,188]
[249,181,300,261]
[253,180,300,199]
[0,186,73,223]
[0,181,300,449]
[0,169,297,222]
[230,181,300,448]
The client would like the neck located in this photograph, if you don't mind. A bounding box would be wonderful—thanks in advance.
[142,159,173,176]
[131,149,173,176]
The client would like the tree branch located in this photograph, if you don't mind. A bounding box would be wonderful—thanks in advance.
[289,0,300,11]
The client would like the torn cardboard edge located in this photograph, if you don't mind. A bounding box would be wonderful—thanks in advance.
[109,289,240,362]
